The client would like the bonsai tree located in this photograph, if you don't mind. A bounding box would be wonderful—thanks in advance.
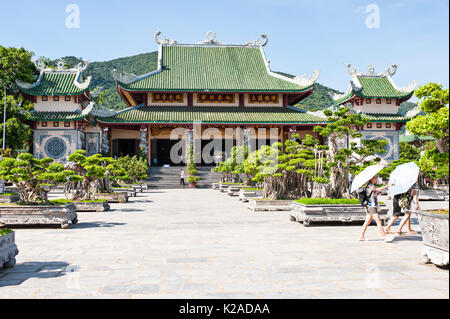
[186,144,200,185]
[65,150,107,200]
[244,134,326,200]
[97,156,129,192]
[116,155,148,184]
[0,153,78,204]
[406,83,449,182]
[313,107,388,198]
[214,145,248,183]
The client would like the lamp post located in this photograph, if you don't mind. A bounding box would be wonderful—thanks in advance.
[0,78,6,151]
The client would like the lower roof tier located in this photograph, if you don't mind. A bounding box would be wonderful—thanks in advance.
[96,105,327,125]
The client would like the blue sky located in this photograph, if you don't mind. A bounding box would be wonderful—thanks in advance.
[1,0,448,94]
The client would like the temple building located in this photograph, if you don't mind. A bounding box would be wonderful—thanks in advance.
[331,64,416,162]
[99,31,325,165]
[17,60,101,160]
[17,32,417,164]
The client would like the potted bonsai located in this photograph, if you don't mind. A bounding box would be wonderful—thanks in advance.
[187,144,200,188]
[0,225,18,269]
[417,209,449,267]
[0,153,78,229]
[66,151,128,205]
[116,155,148,193]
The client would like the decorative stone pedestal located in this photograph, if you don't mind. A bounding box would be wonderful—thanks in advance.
[212,183,220,190]
[0,194,20,203]
[417,210,449,267]
[290,202,389,226]
[113,188,137,197]
[74,201,110,212]
[0,231,19,268]
[239,189,263,202]
[0,204,77,229]
[94,192,128,203]
[227,186,245,196]
[247,199,292,211]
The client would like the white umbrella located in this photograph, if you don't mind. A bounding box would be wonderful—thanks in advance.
[350,164,385,193]
[388,161,420,196]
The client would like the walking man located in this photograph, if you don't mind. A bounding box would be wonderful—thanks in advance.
[180,168,185,186]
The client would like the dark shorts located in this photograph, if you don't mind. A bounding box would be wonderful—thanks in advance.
[392,195,405,217]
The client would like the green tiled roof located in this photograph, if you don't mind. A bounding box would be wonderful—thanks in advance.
[362,113,410,122]
[356,76,413,99]
[97,105,326,124]
[24,103,94,121]
[399,134,434,143]
[118,46,313,93]
[18,72,89,96]
[334,76,414,105]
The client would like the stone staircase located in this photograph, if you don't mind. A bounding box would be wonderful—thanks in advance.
[145,166,221,189]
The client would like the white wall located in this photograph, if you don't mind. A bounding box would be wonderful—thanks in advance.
[34,96,81,112]
[353,98,399,114]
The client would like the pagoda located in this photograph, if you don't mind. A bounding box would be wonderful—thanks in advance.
[332,64,417,161]
[17,59,99,160]
[98,31,326,165]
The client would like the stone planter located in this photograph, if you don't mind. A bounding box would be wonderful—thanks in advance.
[74,201,110,212]
[0,204,77,229]
[189,183,197,188]
[0,194,20,203]
[417,210,449,267]
[290,202,389,226]
[94,192,128,203]
[121,185,143,193]
[219,184,230,192]
[212,183,220,190]
[0,231,19,269]
[247,199,292,211]
[239,189,263,202]
[113,188,136,197]
[227,185,246,196]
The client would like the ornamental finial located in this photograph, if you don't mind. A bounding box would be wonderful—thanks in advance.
[154,31,177,45]
[245,33,268,47]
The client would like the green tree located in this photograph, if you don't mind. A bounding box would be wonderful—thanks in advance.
[214,145,248,183]
[186,144,200,185]
[313,107,387,198]
[406,83,449,180]
[0,153,78,204]
[399,142,421,161]
[117,155,148,184]
[243,134,326,200]
[0,46,37,152]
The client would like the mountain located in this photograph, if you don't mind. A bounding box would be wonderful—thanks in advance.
[54,53,416,114]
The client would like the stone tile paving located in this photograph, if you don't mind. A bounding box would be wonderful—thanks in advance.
[0,189,448,299]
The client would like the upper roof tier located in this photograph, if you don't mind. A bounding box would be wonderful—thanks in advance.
[112,31,319,93]
[17,59,91,96]
[333,64,416,105]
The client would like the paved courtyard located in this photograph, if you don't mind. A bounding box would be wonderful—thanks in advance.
[0,189,448,299]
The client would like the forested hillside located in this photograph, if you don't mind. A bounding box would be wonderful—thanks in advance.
[53,53,416,114]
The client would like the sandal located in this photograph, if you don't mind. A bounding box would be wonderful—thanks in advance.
[407,230,418,235]
[359,236,366,241]
[396,231,405,236]
[385,228,393,234]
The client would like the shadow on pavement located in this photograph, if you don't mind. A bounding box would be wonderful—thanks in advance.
[0,261,69,287]
[71,221,126,229]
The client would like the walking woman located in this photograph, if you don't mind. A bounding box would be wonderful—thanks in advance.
[385,183,420,235]
[359,175,394,242]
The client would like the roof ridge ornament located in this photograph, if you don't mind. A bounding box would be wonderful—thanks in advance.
[154,31,177,45]
[111,69,138,84]
[293,70,319,86]
[197,31,225,45]
[245,34,268,47]
[347,63,399,77]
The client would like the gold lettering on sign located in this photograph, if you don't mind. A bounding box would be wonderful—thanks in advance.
[197,93,235,104]
[152,93,184,103]
[248,94,279,104]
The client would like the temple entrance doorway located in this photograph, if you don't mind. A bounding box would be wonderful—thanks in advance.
[112,138,139,158]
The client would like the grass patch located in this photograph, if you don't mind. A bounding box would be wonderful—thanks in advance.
[0,193,17,197]
[220,182,243,185]
[295,198,360,205]
[242,188,263,191]
[0,228,13,236]
[425,209,449,215]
